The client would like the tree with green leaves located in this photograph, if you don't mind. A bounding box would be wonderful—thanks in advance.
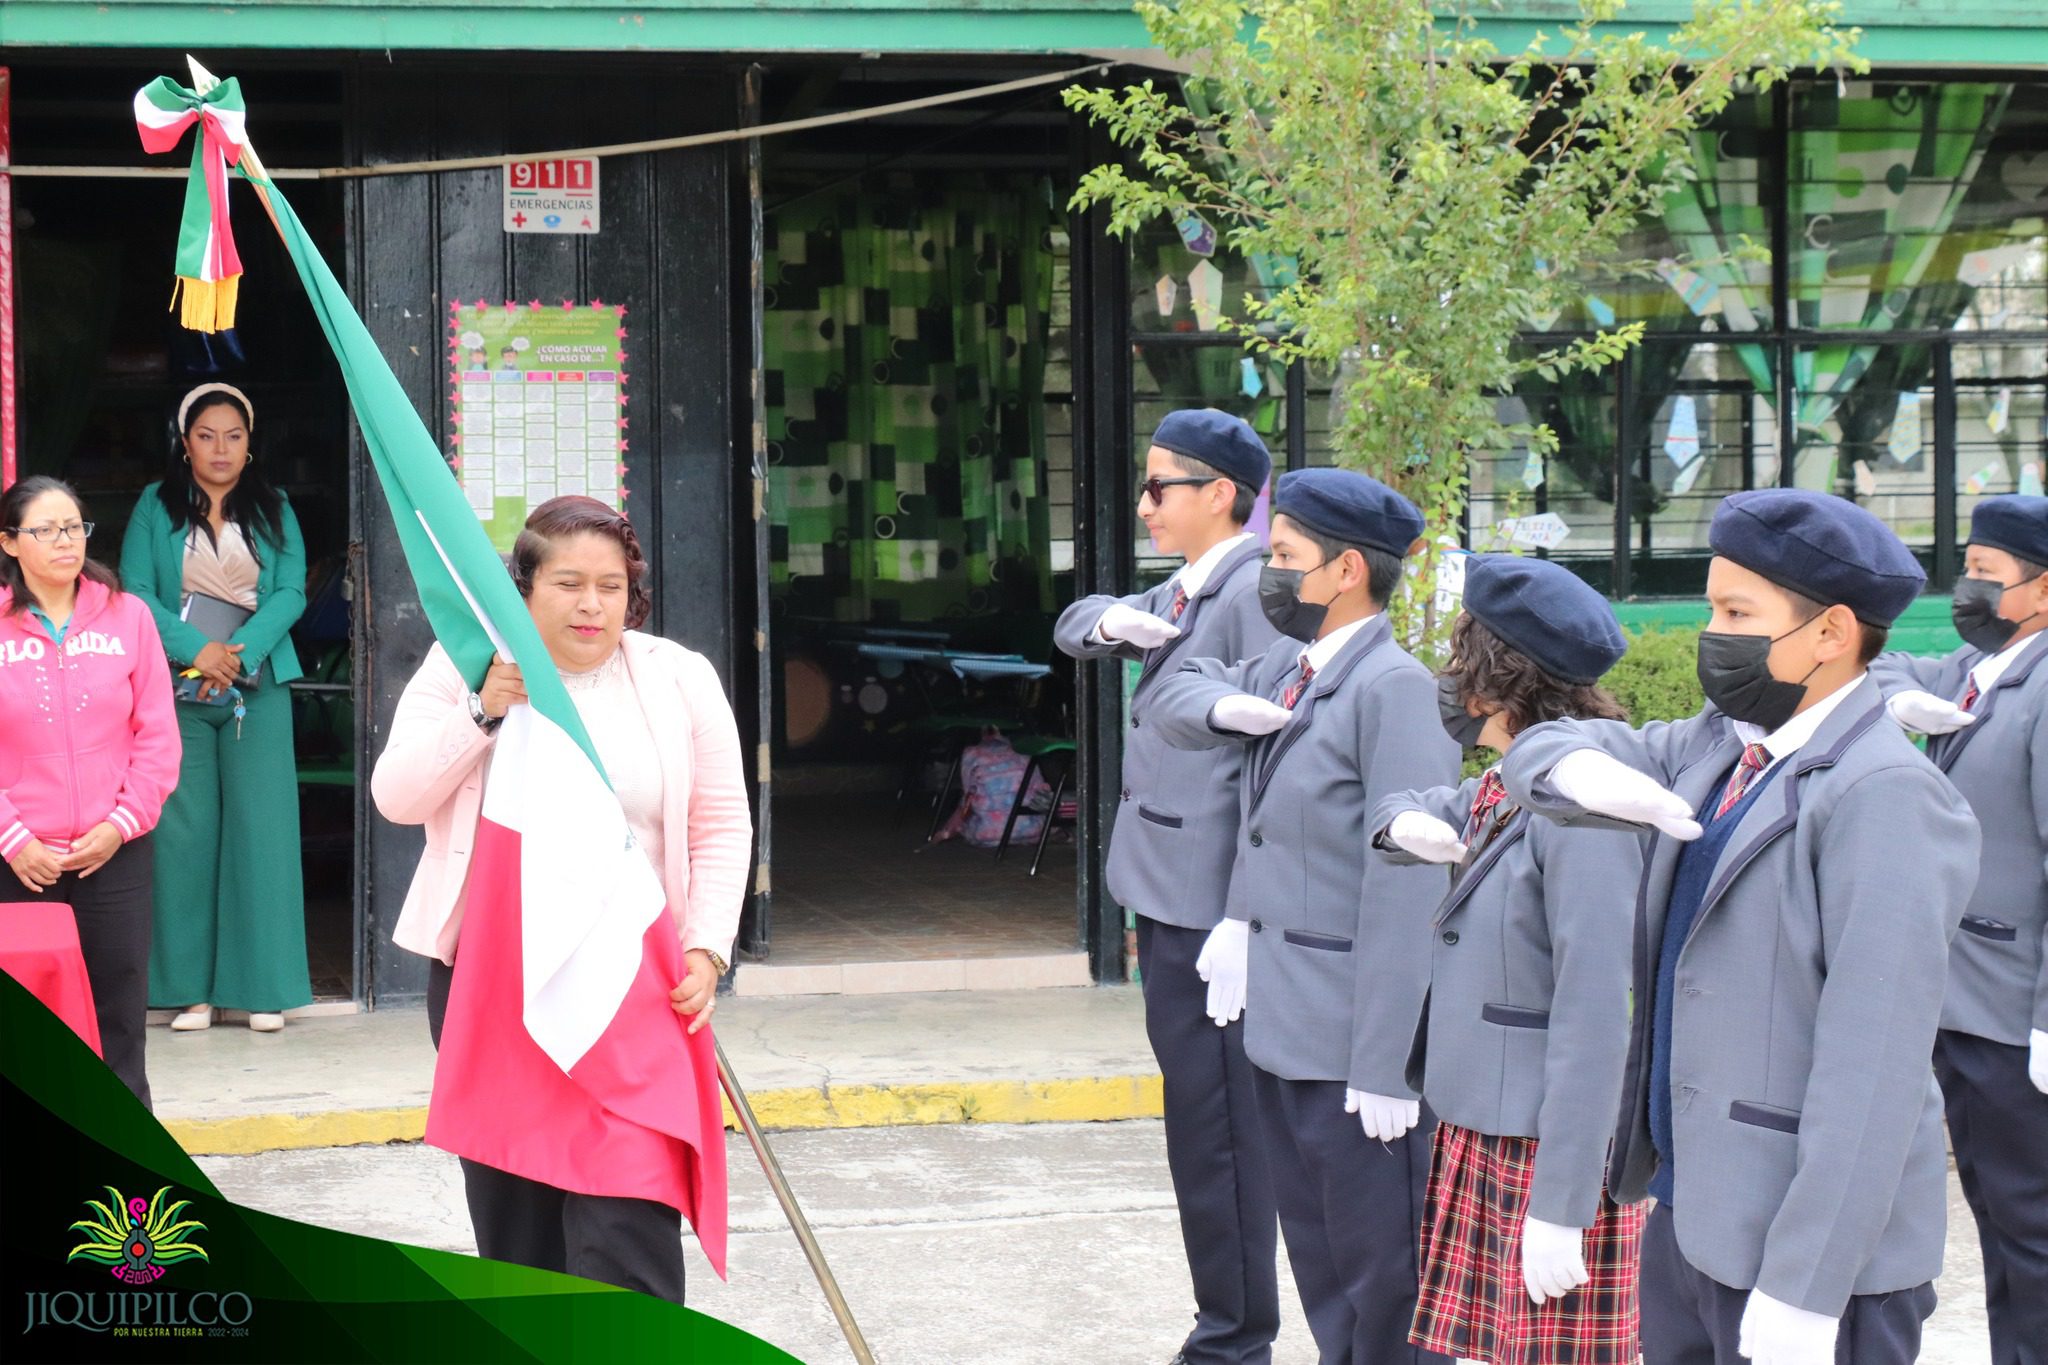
[1067,0,1861,650]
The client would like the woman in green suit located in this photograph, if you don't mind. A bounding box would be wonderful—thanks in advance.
[121,383,311,1032]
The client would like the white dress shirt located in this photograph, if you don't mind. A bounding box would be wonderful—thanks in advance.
[1734,671,1867,777]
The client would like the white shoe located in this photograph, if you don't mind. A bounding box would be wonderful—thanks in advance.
[248,1012,285,1033]
[170,1005,214,1032]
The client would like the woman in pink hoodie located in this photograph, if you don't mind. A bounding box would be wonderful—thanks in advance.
[0,477,181,1106]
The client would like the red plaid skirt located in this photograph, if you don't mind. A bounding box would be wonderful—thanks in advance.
[1410,1122,1646,1365]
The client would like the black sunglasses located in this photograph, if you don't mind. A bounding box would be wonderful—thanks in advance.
[1139,475,1218,505]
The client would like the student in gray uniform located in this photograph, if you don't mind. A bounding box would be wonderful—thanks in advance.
[1055,407,1281,1365]
[1867,493,2048,1365]
[1149,467,1460,1365]
[1370,555,1647,1365]
[1498,489,1981,1365]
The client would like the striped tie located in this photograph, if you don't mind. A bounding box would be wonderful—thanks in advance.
[1169,585,1190,623]
[1281,660,1316,710]
[1466,770,1508,840]
[1715,742,1772,819]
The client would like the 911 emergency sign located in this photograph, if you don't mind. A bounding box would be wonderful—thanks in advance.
[503,157,600,234]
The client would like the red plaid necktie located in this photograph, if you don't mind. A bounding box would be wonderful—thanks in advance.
[1169,585,1190,623]
[1465,770,1508,840]
[1961,677,1980,712]
[1281,659,1316,710]
[1715,742,1771,819]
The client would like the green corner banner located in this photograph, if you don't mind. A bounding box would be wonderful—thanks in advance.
[0,974,796,1362]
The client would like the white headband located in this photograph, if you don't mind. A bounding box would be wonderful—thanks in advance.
[178,382,255,434]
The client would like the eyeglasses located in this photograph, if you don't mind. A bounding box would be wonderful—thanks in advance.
[8,522,94,544]
[1138,475,1217,506]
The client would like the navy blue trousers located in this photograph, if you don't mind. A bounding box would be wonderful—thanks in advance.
[1935,1027,2048,1365]
[1639,1203,1933,1365]
[1139,916,1281,1364]
[1253,1069,1446,1365]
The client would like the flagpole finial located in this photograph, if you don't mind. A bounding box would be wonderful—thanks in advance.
[186,56,220,94]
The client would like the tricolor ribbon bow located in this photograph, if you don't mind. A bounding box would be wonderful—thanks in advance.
[133,76,249,333]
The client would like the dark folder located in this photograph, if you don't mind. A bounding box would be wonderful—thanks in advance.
[175,591,259,699]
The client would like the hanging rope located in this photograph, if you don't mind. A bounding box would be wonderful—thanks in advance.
[8,61,1115,182]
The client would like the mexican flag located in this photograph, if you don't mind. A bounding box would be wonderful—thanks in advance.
[255,174,728,1273]
[133,77,249,332]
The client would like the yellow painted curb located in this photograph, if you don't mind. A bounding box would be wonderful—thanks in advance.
[164,1074,1167,1157]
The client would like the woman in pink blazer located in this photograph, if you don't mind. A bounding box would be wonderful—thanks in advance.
[371,496,750,1302]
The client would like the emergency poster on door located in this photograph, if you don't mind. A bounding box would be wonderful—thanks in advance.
[448,300,629,551]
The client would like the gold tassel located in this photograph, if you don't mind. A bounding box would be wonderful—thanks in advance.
[169,273,240,333]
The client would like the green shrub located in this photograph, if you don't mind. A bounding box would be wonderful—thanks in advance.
[1606,626,1704,726]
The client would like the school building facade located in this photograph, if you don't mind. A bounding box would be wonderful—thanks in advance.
[0,0,2040,1003]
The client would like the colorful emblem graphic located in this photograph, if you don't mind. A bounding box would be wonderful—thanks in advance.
[67,1186,210,1284]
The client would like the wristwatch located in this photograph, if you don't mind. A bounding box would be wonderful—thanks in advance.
[467,691,503,734]
[702,949,729,976]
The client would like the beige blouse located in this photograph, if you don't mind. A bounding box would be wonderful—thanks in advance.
[558,646,666,878]
[181,522,261,609]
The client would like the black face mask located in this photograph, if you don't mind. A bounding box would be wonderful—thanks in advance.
[1437,674,1488,748]
[1695,614,1825,731]
[1258,563,1330,642]
[1951,575,2045,655]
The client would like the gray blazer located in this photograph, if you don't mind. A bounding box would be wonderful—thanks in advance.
[1370,778,1644,1228]
[1871,633,2048,1046]
[1500,678,1981,1317]
[1054,540,1279,931]
[1147,614,1460,1094]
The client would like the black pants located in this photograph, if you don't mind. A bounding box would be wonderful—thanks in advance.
[427,958,686,1304]
[1253,1069,1446,1365]
[1639,1203,1933,1365]
[1137,915,1280,1364]
[1934,1027,2048,1365]
[17,833,154,1109]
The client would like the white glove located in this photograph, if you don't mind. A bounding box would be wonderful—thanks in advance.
[1737,1289,1839,1365]
[1520,1216,1590,1305]
[2031,1030,2048,1095]
[1386,810,1468,865]
[1344,1089,1421,1142]
[1195,919,1249,1026]
[1550,749,1704,841]
[1096,602,1182,650]
[1886,688,1976,736]
[1211,693,1293,736]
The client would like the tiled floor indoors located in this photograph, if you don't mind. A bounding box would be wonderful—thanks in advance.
[758,792,1084,973]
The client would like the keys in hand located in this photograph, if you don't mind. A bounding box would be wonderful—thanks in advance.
[1550,749,1703,841]
[1386,810,1468,864]
[1737,1288,1840,1365]
[1097,602,1183,650]
[1886,688,1976,736]
[1520,1216,1590,1304]
[1344,1088,1420,1142]
[1210,693,1292,736]
[1194,918,1249,1026]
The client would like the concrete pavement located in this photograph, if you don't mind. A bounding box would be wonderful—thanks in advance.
[150,986,1162,1153]
[198,1120,1994,1365]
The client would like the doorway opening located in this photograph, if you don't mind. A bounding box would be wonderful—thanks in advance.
[749,64,1088,994]
[9,59,358,1006]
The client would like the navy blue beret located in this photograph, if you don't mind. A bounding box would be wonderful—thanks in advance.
[1272,467,1424,557]
[1967,495,2048,569]
[1709,489,1926,626]
[1462,554,1627,684]
[1151,409,1272,497]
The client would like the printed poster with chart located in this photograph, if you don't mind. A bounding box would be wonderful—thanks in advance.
[448,301,628,551]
